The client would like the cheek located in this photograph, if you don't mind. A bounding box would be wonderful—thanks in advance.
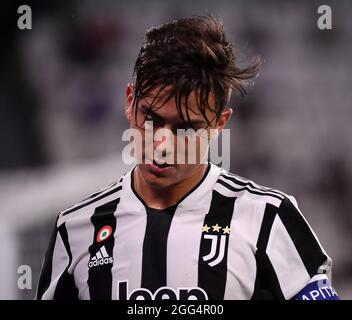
[188,135,210,154]
[176,164,199,178]
[129,109,145,127]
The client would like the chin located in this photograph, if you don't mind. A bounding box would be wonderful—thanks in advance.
[143,174,176,189]
[139,166,176,189]
[145,179,171,189]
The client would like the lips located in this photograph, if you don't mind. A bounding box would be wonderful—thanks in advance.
[145,159,175,174]
[152,160,173,168]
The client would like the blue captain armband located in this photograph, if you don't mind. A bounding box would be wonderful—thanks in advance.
[294,274,340,300]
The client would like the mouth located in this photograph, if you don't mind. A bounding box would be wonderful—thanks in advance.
[145,160,175,173]
[153,160,174,168]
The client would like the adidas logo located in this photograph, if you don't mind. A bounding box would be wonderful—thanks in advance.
[88,246,113,268]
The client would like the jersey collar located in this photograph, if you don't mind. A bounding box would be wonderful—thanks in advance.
[119,162,221,214]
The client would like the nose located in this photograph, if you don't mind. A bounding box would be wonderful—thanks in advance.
[152,125,176,163]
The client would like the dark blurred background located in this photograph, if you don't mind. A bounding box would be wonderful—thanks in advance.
[0,0,351,299]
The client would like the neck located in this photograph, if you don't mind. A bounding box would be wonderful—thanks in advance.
[133,164,209,210]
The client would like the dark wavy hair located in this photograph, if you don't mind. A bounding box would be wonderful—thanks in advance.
[131,15,262,128]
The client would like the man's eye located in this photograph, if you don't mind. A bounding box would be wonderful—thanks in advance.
[144,116,163,127]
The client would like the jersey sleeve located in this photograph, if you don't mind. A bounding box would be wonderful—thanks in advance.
[36,216,79,300]
[253,196,339,300]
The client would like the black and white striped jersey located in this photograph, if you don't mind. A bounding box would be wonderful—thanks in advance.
[36,162,338,300]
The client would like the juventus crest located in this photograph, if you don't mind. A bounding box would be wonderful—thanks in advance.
[201,224,231,267]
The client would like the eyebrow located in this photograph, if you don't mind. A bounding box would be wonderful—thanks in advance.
[139,105,208,127]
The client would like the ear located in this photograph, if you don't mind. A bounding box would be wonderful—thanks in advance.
[125,82,134,122]
[215,107,233,133]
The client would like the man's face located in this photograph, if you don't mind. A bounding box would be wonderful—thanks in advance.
[125,83,232,189]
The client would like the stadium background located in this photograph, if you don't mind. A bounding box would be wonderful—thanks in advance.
[1,0,351,299]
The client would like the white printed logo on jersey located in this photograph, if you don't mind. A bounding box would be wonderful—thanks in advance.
[118,280,209,300]
[88,245,113,268]
[202,224,230,267]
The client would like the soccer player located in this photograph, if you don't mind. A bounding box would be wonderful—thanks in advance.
[36,15,339,300]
